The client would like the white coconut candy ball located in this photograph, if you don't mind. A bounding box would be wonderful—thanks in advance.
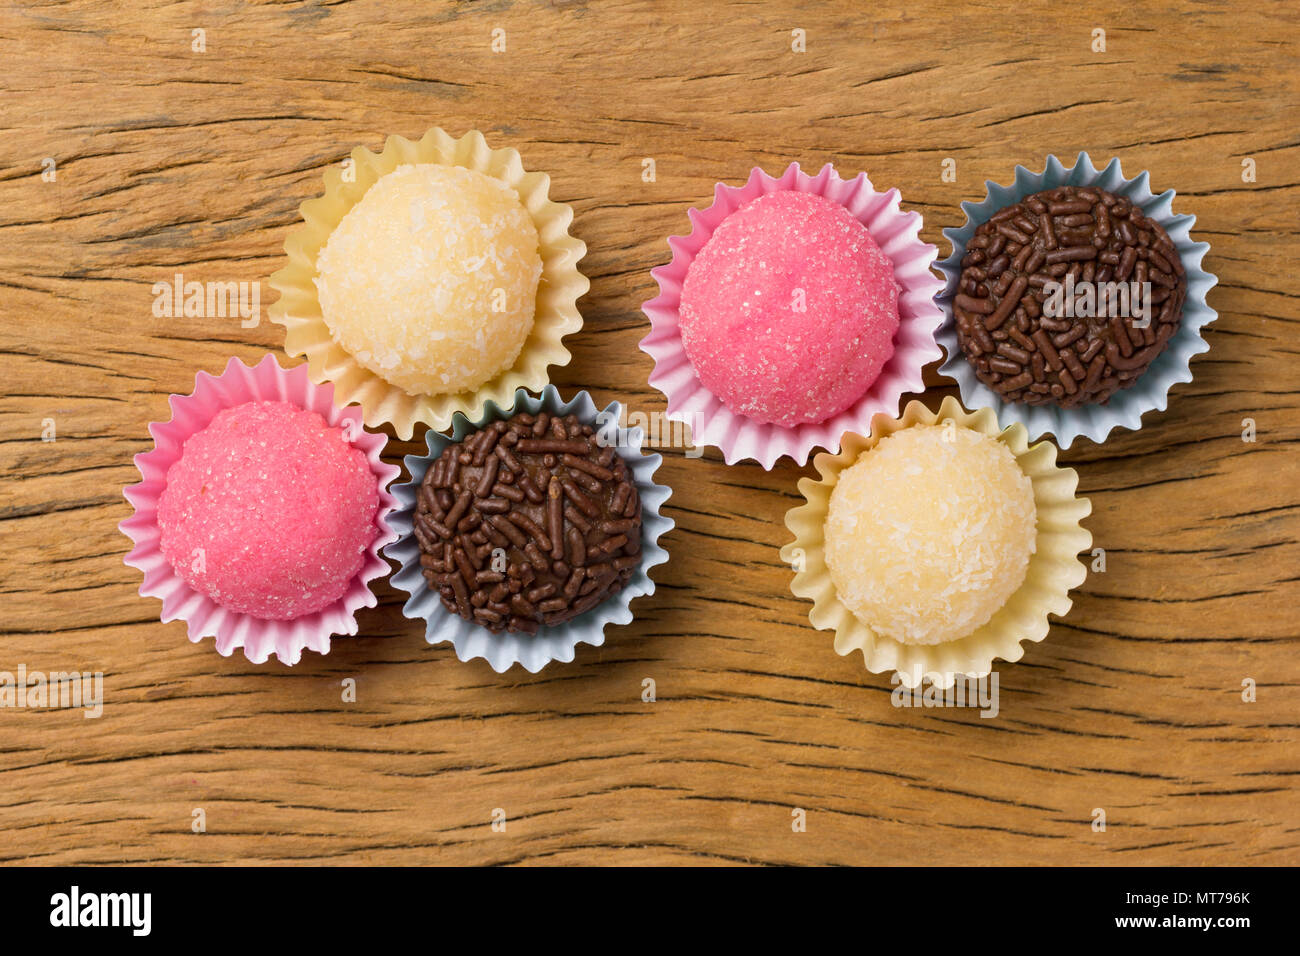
[824,424,1037,646]
[315,163,542,397]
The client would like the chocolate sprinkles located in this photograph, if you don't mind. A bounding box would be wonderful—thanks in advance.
[416,411,641,634]
[954,185,1186,408]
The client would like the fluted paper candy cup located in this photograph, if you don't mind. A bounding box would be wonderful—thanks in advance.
[269,127,588,440]
[120,354,400,665]
[780,396,1091,689]
[936,152,1218,448]
[385,385,673,673]
[640,162,944,469]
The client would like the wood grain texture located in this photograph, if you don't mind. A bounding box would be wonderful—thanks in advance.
[0,0,1297,866]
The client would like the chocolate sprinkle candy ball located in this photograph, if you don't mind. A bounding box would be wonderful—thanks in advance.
[954,185,1186,407]
[415,411,642,634]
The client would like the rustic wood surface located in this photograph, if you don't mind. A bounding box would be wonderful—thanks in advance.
[0,0,1296,866]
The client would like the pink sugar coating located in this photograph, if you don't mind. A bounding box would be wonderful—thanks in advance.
[157,400,380,621]
[678,190,901,427]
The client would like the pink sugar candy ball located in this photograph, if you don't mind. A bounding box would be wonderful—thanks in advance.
[157,400,380,620]
[678,190,901,427]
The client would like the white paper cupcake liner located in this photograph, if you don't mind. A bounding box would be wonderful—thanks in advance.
[781,396,1092,689]
[269,127,588,440]
[936,152,1218,448]
[641,162,944,469]
[384,385,673,673]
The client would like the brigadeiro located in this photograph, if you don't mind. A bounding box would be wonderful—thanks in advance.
[953,184,1187,408]
[414,410,642,634]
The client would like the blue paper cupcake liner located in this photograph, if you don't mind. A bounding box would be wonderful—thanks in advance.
[935,152,1218,448]
[385,385,674,673]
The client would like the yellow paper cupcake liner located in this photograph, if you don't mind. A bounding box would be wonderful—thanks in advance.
[780,395,1092,688]
[268,128,588,439]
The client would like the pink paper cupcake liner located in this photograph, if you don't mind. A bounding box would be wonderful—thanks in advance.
[120,353,400,665]
[640,162,945,469]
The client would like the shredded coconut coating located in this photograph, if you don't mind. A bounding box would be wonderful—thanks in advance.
[678,190,900,426]
[315,164,542,397]
[157,401,379,620]
[824,425,1037,645]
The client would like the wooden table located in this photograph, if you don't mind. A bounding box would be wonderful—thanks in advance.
[2,0,1296,866]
